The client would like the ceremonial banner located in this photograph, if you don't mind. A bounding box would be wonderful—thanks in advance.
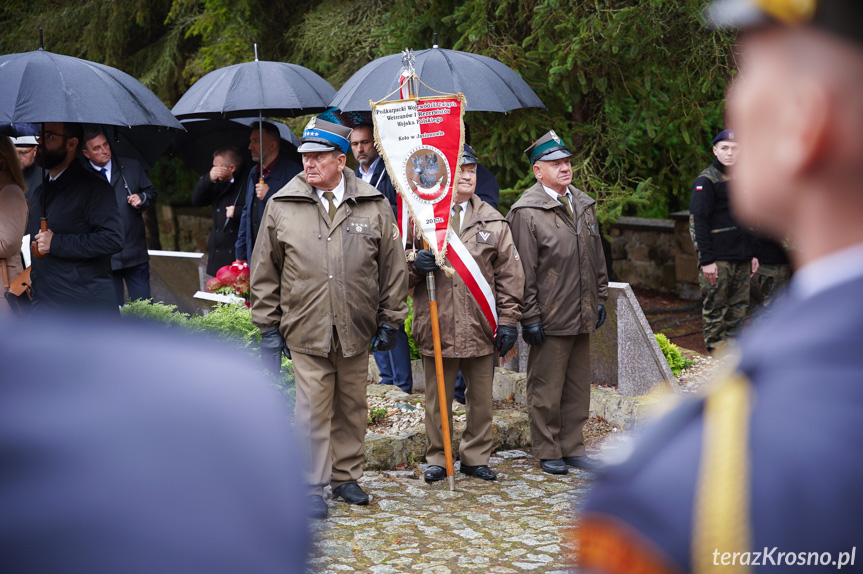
[373,95,466,260]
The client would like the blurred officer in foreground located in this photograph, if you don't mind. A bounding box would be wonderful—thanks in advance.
[0,316,309,572]
[251,117,408,520]
[689,129,759,353]
[410,144,524,483]
[507,131,608,476]
[579,1,863,572]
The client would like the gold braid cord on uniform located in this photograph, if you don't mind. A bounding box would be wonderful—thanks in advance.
[692,373,753,574]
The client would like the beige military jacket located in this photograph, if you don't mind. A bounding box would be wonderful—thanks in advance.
[250,167,408,358]
[506,182,608,336]
[409,195,524,358]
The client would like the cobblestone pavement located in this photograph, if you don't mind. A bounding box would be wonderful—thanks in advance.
[308,450,599,573]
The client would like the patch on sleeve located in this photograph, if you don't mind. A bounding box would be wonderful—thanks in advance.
[696,185,703,191]
[392,222,400,240]
[477,230,495,245]
[513,245,520,261]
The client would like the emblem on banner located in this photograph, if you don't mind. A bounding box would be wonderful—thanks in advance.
[404,146,450,205]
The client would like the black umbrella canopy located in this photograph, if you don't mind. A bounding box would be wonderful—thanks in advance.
[171,60,337,120]
[173,118,301,175]
[329,48,545,113]
[0,49,182,129]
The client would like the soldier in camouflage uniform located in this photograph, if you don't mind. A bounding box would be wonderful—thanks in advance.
[688,129,758,353]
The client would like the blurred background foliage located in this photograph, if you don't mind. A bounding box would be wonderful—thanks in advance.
[0,0,735,222]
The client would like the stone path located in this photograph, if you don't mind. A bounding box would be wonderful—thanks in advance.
[308,450,598,573]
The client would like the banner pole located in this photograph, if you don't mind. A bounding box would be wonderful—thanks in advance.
[425,240,455,491]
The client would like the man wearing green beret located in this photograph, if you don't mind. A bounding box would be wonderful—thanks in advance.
[506,131,608,475]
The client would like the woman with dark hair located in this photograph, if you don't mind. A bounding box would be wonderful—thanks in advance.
[0,136,29,314]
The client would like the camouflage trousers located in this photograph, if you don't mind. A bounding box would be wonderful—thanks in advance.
[699,260,751,352]
[752,263,792,309]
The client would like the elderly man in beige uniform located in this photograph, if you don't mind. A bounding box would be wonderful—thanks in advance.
[251,118,408,520]
[507,131,609,475]
[409,145,525,483]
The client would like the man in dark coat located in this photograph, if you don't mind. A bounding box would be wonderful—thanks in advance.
[191,146,249,276]
[350,123,413,394]
[81,126,157,305]
[579,1,863,572]
[28,122,123,313]
[0,314,310,572]
[234,122,302,263]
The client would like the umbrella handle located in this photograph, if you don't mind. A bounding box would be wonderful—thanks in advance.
[31,218,48,260]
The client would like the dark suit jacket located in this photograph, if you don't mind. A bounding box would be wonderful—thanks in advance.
[83,156,157,271]
[356,159,398,218]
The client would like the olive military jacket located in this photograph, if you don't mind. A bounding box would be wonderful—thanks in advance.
[408,195,524,358]
[250,167,408,358]
[507,182,608,336]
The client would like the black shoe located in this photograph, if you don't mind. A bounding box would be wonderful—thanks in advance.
[424,465,446,482]
[332,482,370,505]
[460,464,497,481]
[562,455,605,472]
[308,495,328,520]
[539,459,568,475]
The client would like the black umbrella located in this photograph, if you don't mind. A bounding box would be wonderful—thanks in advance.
[173,118,301,175]
[172,46,335,181]
[329,47,545,113]
[171,59,336,121]
[0,35,183,259]
[0,48,182,130]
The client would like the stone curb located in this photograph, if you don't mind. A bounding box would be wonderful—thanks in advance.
[364,410,531,470]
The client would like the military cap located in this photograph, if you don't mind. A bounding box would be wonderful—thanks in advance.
[712,129,736,145]
[12,135,37,146]
[297,117,352,154]
[707,0,863,46]
[461,143,478,166]
[524,130,572,164]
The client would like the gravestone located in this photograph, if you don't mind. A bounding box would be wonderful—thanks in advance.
[148,250,207,314]
[590,282,679,395]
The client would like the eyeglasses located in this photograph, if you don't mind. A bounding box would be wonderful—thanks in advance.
[35,132,70,142]
[16,147,36,156]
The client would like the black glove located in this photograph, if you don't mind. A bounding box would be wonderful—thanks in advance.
[371,324,398,352]
[522,321,547,346]
[413,249,438,274]
[261,327,287,374]
[495,325,518,356]
[596,304,607,329]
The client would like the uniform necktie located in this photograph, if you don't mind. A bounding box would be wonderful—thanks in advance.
[323,191,336,221]
[451,204,462,234]
[100,167,108,181]
[557,194,573,219]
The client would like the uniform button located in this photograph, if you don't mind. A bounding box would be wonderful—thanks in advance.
[453,283,458,287]
[327,237,331,241]
[329,275,333,279]
[325,313,329,317]
[455,319,459,323]
[455,352,459,356]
